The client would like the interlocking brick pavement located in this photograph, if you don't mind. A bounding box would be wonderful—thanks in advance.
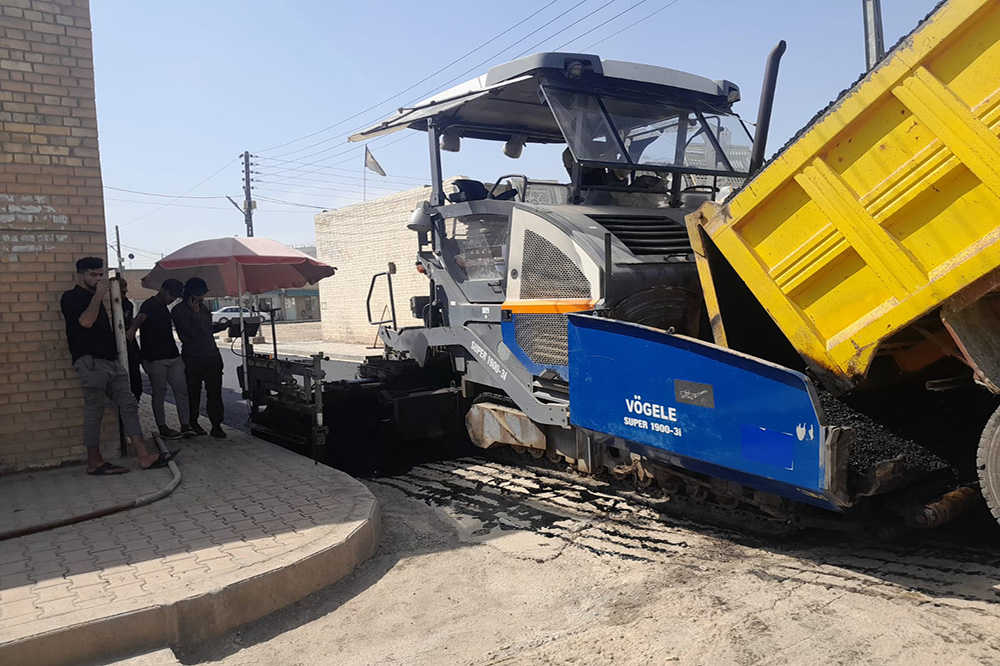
[0,454,172,537]
[0,401,379,666]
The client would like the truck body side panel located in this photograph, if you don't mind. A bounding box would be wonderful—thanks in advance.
[688,0,1000,391]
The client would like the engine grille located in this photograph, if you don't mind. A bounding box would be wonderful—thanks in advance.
[519,230,591,299]
[514,313,568,366]
[588,214,693,256]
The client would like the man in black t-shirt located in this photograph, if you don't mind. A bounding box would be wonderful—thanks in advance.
[119,279,142,403]
[127,279,193,440]
[172,277,229,438]
[60,257,172,475]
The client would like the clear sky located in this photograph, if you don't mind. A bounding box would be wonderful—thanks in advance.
[91,0,941,268]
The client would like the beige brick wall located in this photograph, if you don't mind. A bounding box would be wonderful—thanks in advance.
[314,185,436,345]
[0,0,117,472]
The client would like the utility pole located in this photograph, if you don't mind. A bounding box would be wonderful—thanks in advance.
[242,150,254,237]
[226,151,255,237]
[862,0,885,70]
[114,224,124,274]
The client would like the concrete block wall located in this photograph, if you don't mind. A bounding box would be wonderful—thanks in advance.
[314,185,436,345]
[0,0,117,471]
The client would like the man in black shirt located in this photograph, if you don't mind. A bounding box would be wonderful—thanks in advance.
[60,257,172,475]
[127,278,193,440]
[172,277,228,438]
[120,278,142,403]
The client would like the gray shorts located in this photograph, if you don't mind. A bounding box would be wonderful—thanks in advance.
[73,355,142,448]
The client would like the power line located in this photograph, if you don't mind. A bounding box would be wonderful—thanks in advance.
[105,197,314,214]
[254,164,423,186]
[254,0,562,157]
[512,0,621,59]
[256,133,417,187]
[386,0,590,111]
[552,0,651,51]
[581,0,683,50]
[104,186,227,200]
[255,0,666,175]
[257,0,642,173]
[254,171,424,191]
[255,0,587,168]
[267,118,407,166]
[255,195,331,209]
[252,142,421,181]
[253,166,425,188]
[255,157,428,182]
[106,196,238,211]
[120,157,239,227]
[255,179,409,196]
[255,186,374,200]
[118,243,162,260]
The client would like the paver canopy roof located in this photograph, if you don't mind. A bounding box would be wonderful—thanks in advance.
[349,52,738,144]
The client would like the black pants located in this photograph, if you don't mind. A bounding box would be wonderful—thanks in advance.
[127,341,142,402]
[183,353,224,427]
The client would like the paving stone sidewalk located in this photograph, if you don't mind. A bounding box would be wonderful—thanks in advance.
[0,457,172,538]
[0,402,380,666]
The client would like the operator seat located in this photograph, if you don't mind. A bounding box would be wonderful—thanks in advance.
[447,179,489,203]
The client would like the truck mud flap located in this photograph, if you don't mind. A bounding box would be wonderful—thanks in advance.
[567,314,850,510]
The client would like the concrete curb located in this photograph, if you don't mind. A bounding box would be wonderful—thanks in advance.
[0,499,381,666]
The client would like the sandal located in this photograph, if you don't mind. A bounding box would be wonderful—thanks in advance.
[142,451,174,470]
[87,462,130,476]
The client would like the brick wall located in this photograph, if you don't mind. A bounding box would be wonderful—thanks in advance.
[122,268,156,303]
[314,184,437,345]
[0,0,117,471]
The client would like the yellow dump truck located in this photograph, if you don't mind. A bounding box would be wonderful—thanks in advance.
[689,0,1000,524]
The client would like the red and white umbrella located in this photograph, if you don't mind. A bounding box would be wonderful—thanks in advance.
[141,237,336,296]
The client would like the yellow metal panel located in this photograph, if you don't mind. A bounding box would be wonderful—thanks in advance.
[893,67,1000,200]
[687,0,1000,391]
[794,157,926,298]
[688,225,728,347]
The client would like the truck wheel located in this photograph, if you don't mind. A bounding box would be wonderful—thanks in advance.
[976,405,1000,524]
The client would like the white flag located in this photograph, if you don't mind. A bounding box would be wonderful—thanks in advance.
[364,146,386,177]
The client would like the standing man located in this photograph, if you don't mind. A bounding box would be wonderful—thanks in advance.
[127,278,193,440]
[60,257,173,475]
[119,278,143,403]
[172,277,228,439]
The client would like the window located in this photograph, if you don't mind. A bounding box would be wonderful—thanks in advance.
[443,214,510,281]
[542,85,752,175]
[544,89,624,164]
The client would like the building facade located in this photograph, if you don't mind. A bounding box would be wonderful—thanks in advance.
[0,0,116,471]
[314,185,434,345]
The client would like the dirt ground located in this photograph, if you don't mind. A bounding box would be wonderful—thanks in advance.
[109,455,1000,666]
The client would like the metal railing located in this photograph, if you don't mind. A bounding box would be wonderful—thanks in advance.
[366,262,398,330]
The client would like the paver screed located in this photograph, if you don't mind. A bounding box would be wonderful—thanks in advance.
[0,403,380,666]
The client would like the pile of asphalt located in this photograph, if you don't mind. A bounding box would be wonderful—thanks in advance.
[816,389,952,487]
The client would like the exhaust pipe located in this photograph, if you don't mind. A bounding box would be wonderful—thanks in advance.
[747,40,787,178]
